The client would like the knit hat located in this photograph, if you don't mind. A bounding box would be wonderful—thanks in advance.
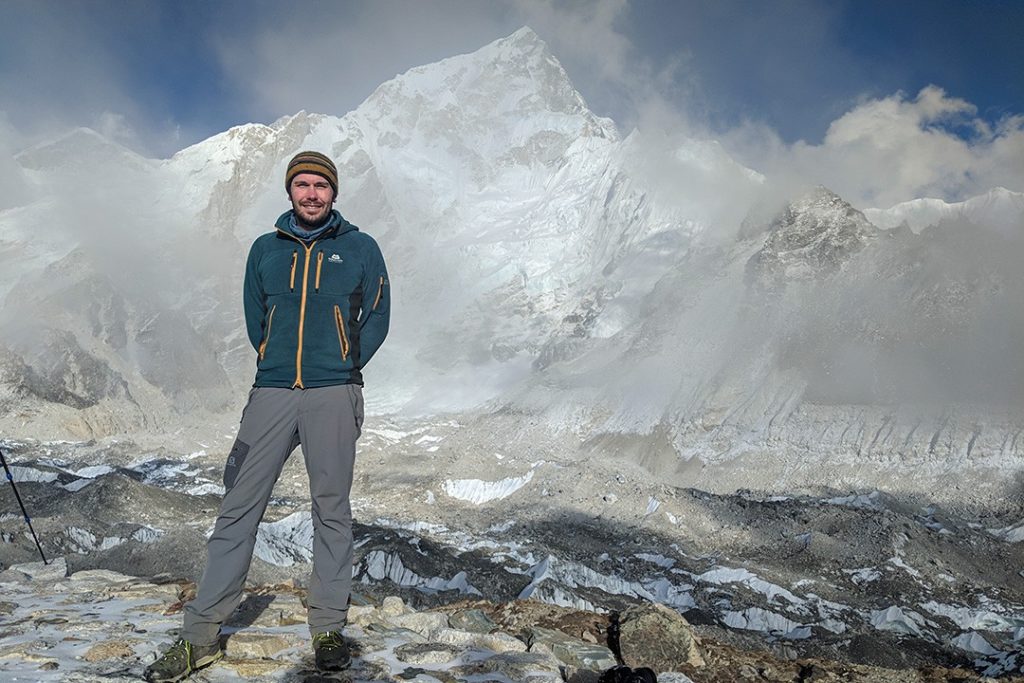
[285,151,338,196]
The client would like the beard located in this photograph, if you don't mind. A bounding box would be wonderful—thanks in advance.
[292,198,332,229]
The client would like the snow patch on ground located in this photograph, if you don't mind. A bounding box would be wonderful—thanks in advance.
[70,465,114,478]
[723,607,811,639]
[823,491,882,510]
[636,552,675,568]
[517,553,695,612]
[952,631,1000,655]
[988,521,1024,543]
[869,606,928,636]
[443,470,534,504]
[7,466,58,483]
[698,567,804,606]
[843,567,881,584]
[187,482,225,496]
[361,550,482,596]
[920,600,1024,632]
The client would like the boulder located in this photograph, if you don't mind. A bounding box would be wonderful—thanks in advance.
[618,604,705,670]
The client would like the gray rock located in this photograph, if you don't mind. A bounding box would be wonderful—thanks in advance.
[226,632,300,658]
[0,568,30,584]
[528,627,618,671]
[69,568,134,585]
[432,627,478,646]
[364,622,429,643]
[380,595,408,616]
[10,556,67,582]
[239,592,307,628]
[452,651,563,680]
[348,603,377,625]
[563,666,603,683]
[388,610,450,637]
[433,627,528,653]
[393,641,464,664]
[476,631,529,653]
[448,607,497,633]
[618,603,705,670]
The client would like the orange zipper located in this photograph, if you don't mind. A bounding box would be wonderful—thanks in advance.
[373,275,385,310]
[258,304,276,360]
[334,304,350,361]
[315,251,323,292]
[293,241,316,387]
[289,251,298,291]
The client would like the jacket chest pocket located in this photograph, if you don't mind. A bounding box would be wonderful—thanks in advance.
[314,251,362,295]
[261,249,301,296]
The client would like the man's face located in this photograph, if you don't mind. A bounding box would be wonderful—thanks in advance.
[289,173,334,228]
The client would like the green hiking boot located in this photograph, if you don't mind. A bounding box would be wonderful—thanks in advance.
[312,630,352,671]
[144,638,223,682]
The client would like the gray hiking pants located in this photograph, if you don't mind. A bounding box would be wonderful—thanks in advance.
[182,384,363,645]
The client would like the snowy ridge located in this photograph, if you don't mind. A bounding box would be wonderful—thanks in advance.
[865,186,1024,233]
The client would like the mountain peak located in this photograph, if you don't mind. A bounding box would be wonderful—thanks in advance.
[15,127,151,173]
[502,26,544,45]
[747,187,878,286]
[352,27,615,164]
[489,25,549,58]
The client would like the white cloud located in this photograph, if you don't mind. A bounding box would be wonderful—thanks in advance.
[725,86,1024,209]
[0,113,28,211]
[512,0,632,85]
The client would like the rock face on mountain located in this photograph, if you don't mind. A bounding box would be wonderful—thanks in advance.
[0,28,1022,499]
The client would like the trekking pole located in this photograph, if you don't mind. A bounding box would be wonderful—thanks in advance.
[0,446,48,564]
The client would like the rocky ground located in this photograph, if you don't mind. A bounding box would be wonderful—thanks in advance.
[0,557,1011,683]
[2,417,1024,680]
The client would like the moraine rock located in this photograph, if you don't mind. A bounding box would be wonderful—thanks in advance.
[528,625,618,670]
[618,603,705,669]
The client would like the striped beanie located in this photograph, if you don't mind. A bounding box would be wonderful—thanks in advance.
[285,151,338,195]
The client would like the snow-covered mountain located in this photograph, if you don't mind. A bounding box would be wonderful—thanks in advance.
[864,186,1024,234]
[0,28,1022,499]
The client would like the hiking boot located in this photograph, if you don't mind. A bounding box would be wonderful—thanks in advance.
[312,630,352,671]
[144,638,223,682]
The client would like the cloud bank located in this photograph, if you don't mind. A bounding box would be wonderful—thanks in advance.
[724,86,1024,209]
[0,1,1020,210]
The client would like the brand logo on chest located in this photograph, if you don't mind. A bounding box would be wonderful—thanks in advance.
[328,254,343,263]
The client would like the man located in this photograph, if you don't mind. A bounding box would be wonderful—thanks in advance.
[145,150,390,682]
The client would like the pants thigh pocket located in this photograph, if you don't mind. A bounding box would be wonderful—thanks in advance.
[223,439,250,489]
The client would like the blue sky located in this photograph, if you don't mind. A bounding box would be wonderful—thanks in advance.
[1,0,1021,205]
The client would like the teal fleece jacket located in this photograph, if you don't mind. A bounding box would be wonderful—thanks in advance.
[244,210,390,388]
